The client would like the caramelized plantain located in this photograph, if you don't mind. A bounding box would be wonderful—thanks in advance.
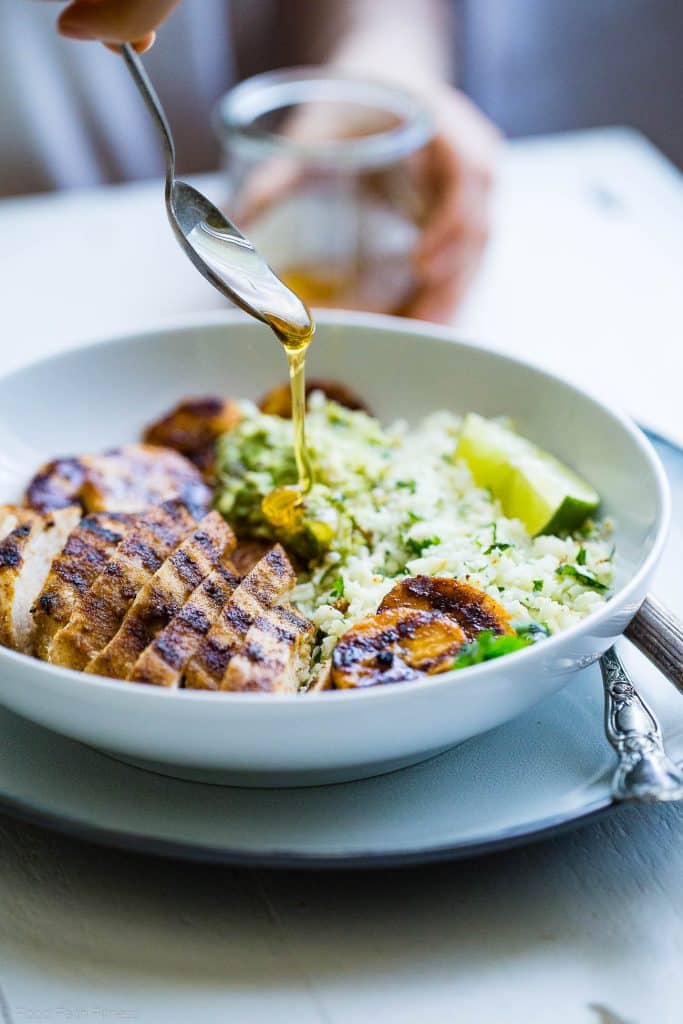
[143,397,242,481]
[378,576,513,641]
[259,379,369,418]
[331,608,466,689]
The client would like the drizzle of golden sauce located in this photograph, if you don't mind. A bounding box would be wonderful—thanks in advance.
[183,216,316,521]
[261,309,316,531]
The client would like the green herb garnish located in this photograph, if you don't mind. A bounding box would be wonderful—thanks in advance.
[576,546,587,566]
[556,564,608,591]
[396,480,417,494]
[405,536,441,557]
[453,630,533,669]
[533,579,544,592]
[330,576,345,600]
[485,542,513,555]
[515,622,550,641]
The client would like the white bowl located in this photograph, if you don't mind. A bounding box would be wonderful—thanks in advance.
[0,312,669,786]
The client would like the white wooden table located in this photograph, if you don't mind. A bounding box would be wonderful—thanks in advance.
[0,128,682,1024]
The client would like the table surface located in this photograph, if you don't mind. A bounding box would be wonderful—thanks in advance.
[1,127,682,1024]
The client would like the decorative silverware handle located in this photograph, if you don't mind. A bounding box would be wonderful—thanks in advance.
[601,646,683,802]
[625,595,683,695]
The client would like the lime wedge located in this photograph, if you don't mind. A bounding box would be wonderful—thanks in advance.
[456,413,599,535]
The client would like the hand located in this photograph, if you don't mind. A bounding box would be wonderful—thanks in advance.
[55,0,181,53]
[405,85,501,322]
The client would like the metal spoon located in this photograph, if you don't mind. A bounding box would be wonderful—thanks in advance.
[120,44,311,340]
[601,646,683,802]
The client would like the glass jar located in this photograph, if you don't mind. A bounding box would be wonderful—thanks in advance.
[213,68,434,315]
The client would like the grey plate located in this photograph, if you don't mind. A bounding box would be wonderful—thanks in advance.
[0,433,680,869]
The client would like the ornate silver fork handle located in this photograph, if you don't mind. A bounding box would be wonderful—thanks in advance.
[601,646,683,802]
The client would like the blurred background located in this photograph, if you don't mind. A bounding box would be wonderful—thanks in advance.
[1,0,680,329]
[2,0,681,197]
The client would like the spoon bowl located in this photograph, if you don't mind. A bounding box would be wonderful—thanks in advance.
[121,45,311,334]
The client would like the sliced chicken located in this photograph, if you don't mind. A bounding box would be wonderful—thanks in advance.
[259,379,370,418]
[49,500,196,671]
[221,603,315,693]
[331,608,467,689]
[0,505,80,653]
[184,544,295,691]
[130,561,241,687]
[31,512,133,661]
[23,458,86,515]
[308,661,333,692]
[87,511,235,681]
[143,396,242,482]
[378,576,513,640]
[231,537,273,576]
[26,443,210,518]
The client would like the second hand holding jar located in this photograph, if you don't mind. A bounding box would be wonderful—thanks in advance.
[214,68,434,316]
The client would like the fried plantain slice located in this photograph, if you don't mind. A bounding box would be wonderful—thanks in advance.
[378,576,513,641]
[331,608,466,689]
[143,397,242,482]
[258,379,370,418]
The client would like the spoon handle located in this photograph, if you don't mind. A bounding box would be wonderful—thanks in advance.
[120,44,176,182]
[625,595,683,695]
[601,646,683,802]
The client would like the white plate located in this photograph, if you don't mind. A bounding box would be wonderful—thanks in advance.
[0,312,670,785]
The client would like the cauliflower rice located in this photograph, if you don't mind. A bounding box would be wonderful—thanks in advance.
[217,394,614,674]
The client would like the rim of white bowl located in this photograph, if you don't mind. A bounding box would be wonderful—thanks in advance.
[0,309,671,706]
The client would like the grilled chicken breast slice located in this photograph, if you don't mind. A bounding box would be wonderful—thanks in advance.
[221,602,314,693]
[184,544,295,691]
[87,511,235,681]
[49,501,196,671]
[26,444,210,517]
[143,397,242,482]
[130,561,241,687]
[0,506,80,653]
[31,512,133,661]
[331,608,467,689]
[378,576,513,640]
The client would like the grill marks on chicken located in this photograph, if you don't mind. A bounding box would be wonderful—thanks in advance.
[185,545,296,691]
[31,512,133,660]
[0,505,81,653]
[49,501,196,670]
[25,444,211,518]
[130,562,241,687]
[86,511,235,681]
[222,603,315,694]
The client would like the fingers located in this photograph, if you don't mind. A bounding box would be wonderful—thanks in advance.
[58,0,179,48]
[401,254,482,324]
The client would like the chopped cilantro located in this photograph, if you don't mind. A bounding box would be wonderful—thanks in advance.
[515,622,550,641]
[453,630,533,669]
[405,536,441,557]
[576,546,587,566]
[330,576,345,600]
[406,510,422,524]
[485,542,513,555]
[556,564,608,591]
[532,579,544,592]
[396,480,417,494]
